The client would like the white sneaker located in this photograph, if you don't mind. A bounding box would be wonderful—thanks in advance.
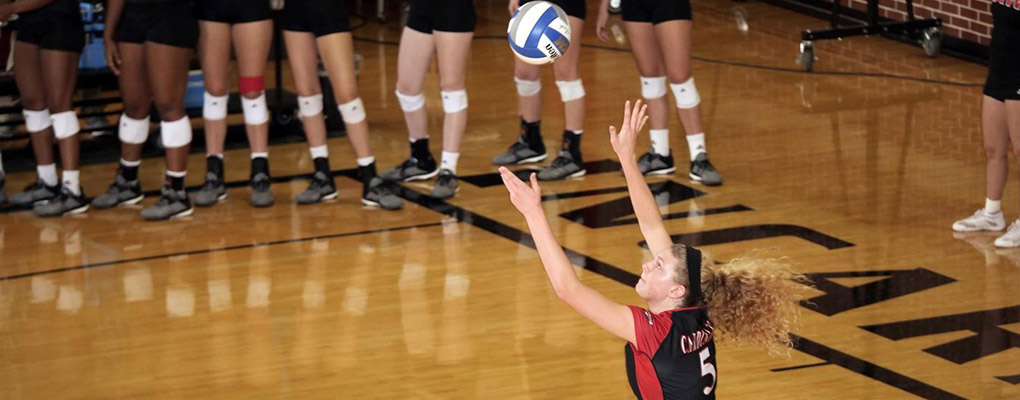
[995,221,1020,248]
[952,209,1006,232]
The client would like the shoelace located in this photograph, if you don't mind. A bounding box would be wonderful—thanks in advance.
[436,171,456,185]
[549,153,575,168]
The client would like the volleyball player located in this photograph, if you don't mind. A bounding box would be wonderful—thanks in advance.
[193,0,275,207]
[280,0,402,210]
[1,0,88,216]
[596,0,723,185]
[500,101,807,398]
[492,0,589,181]
[379,0,475,200]
[952,0,1020,247]
[94,0,199,220]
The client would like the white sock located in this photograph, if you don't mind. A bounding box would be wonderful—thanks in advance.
[120,158,141,167]
[166,170,187,178]
[357,156,375,167]
[686,133,706,161]
[251,152,268,160]
[441,151,460,173]
[309,145,328,159]
[410,136,429,143]
[650,129,670,156]
[62,170,81,196]
[207,153,223,159]
[571,130,583,135]
[38,164,58,186]
[986,198,1002,214]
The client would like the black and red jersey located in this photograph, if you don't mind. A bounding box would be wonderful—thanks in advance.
[625,306,717,400]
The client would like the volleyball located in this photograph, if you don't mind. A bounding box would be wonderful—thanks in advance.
[507,1,572,65]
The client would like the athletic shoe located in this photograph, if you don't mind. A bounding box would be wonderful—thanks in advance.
[637,150,676,175]
[296,171,337,205]
[952,209,1006,232]
[381,155,438,182]
[250,172,274,207]
[492,137,546,166]
[194,172,227,207]
[92,174,144,209]
[430,169,459,199]
[690,153,723,186]
[361,177,403,210]
[537,152,585,181]
[141,186,193,221]
[995,220,1020,248]
[9,180,60,208]
[34,187,89,217]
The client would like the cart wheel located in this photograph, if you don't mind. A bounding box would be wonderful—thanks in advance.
[275,109,295,126]
[608,0,621,13]
[921,27,941,57]
[797,41,815,72]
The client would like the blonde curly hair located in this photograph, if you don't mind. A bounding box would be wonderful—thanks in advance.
[670,245,812,356]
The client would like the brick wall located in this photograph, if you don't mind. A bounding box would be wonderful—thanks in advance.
[844,0,993,44]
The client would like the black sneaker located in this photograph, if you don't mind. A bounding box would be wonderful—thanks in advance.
[537,152,586,181]
[92,174,144,209]
[296,171,337,205]
[380,155,439,182]
[34,187,89,217]
[140,186,194,221]
[362,177,403,210]
[637,150,676,175]
[492,137,547,166]
[250,172,275,207]
[9,180,60,208]
[429,169,459,199]
[690,153,723,186]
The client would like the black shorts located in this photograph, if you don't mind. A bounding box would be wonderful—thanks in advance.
[280,0,351,37]
[117,0,200,49]
[197,0,272,24]
[406,0,476,33]
[14,12,85,53]
[522,0,586,19]
[622,0,692,23]
[984,51,1020,102]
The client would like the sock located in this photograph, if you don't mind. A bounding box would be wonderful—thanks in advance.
[986,198,1002,214]
[206,155,224,180]
[650,129,670,156]
[207,153,223,159]
[251,155,269,178]
[62,170,81,196]
[561,130,582,161]
[309,145,328,160]
[411,137,431,160]
[686,133,706,161]
[521,118,542,145]
[120,159,140,182]
[358,162,377,195]
[166,170,186,191]
[313,157,332,176]
[38,164,58,186]
[357,156,375,167]
[441,151,460,173]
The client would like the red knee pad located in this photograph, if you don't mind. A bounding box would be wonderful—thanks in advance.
[239,76,266,94]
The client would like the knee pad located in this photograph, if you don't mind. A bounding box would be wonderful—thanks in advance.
[514,77,541,97]
[203,92,229,121]
[641,76,668,99]
[670,77,701,109]
[241,93,269,125]
[22,109,51,133]
[161,117,193,148]
[395,90,426,112]
[238,76,265,94]
[440,90,468,113]
[554,79,585,103]
[51,111,80,140]
[337,97,366,124]
[118,113,150,144]
[298,94,324,118]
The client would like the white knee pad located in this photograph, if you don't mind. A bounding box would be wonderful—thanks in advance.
[298,94,324,118]
[338,97,366,124]
[51,111,80,140]
[118,113,150,144]
[514,77,541,97]
[554,79,585,103]
[670,77,701,109]
[641,76,668,99]
[241,93,269,125]
[441,90,468,114]
[23,109,51,133]
[203,92,229,121]
[395,90,426,112]
[161,117,193,148]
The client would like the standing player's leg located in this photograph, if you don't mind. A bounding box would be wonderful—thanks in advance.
[284,30,338,205]
[380,24,438,183]
[195,19,232,206]
[537,15,586,181]
[233,18,275,207]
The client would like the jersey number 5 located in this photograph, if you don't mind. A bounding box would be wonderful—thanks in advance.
[699,348,716,395]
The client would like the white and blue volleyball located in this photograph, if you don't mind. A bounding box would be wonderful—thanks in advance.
[507,2,572,65]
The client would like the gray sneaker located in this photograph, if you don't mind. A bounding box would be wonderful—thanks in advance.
[537,152,586,181]
[429,169,459,199]
[140,186,194,221]
[10,180,61,208]
[361,177,403,210]
[34,187,89,217]
[92,174,144,209]
[194,173,227,207]
[492,137,547,166]
[637,150,676,175]
[250,173,275,207]
[690,153,723,186]
[380,156,438,182]
[295,171,337,205]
